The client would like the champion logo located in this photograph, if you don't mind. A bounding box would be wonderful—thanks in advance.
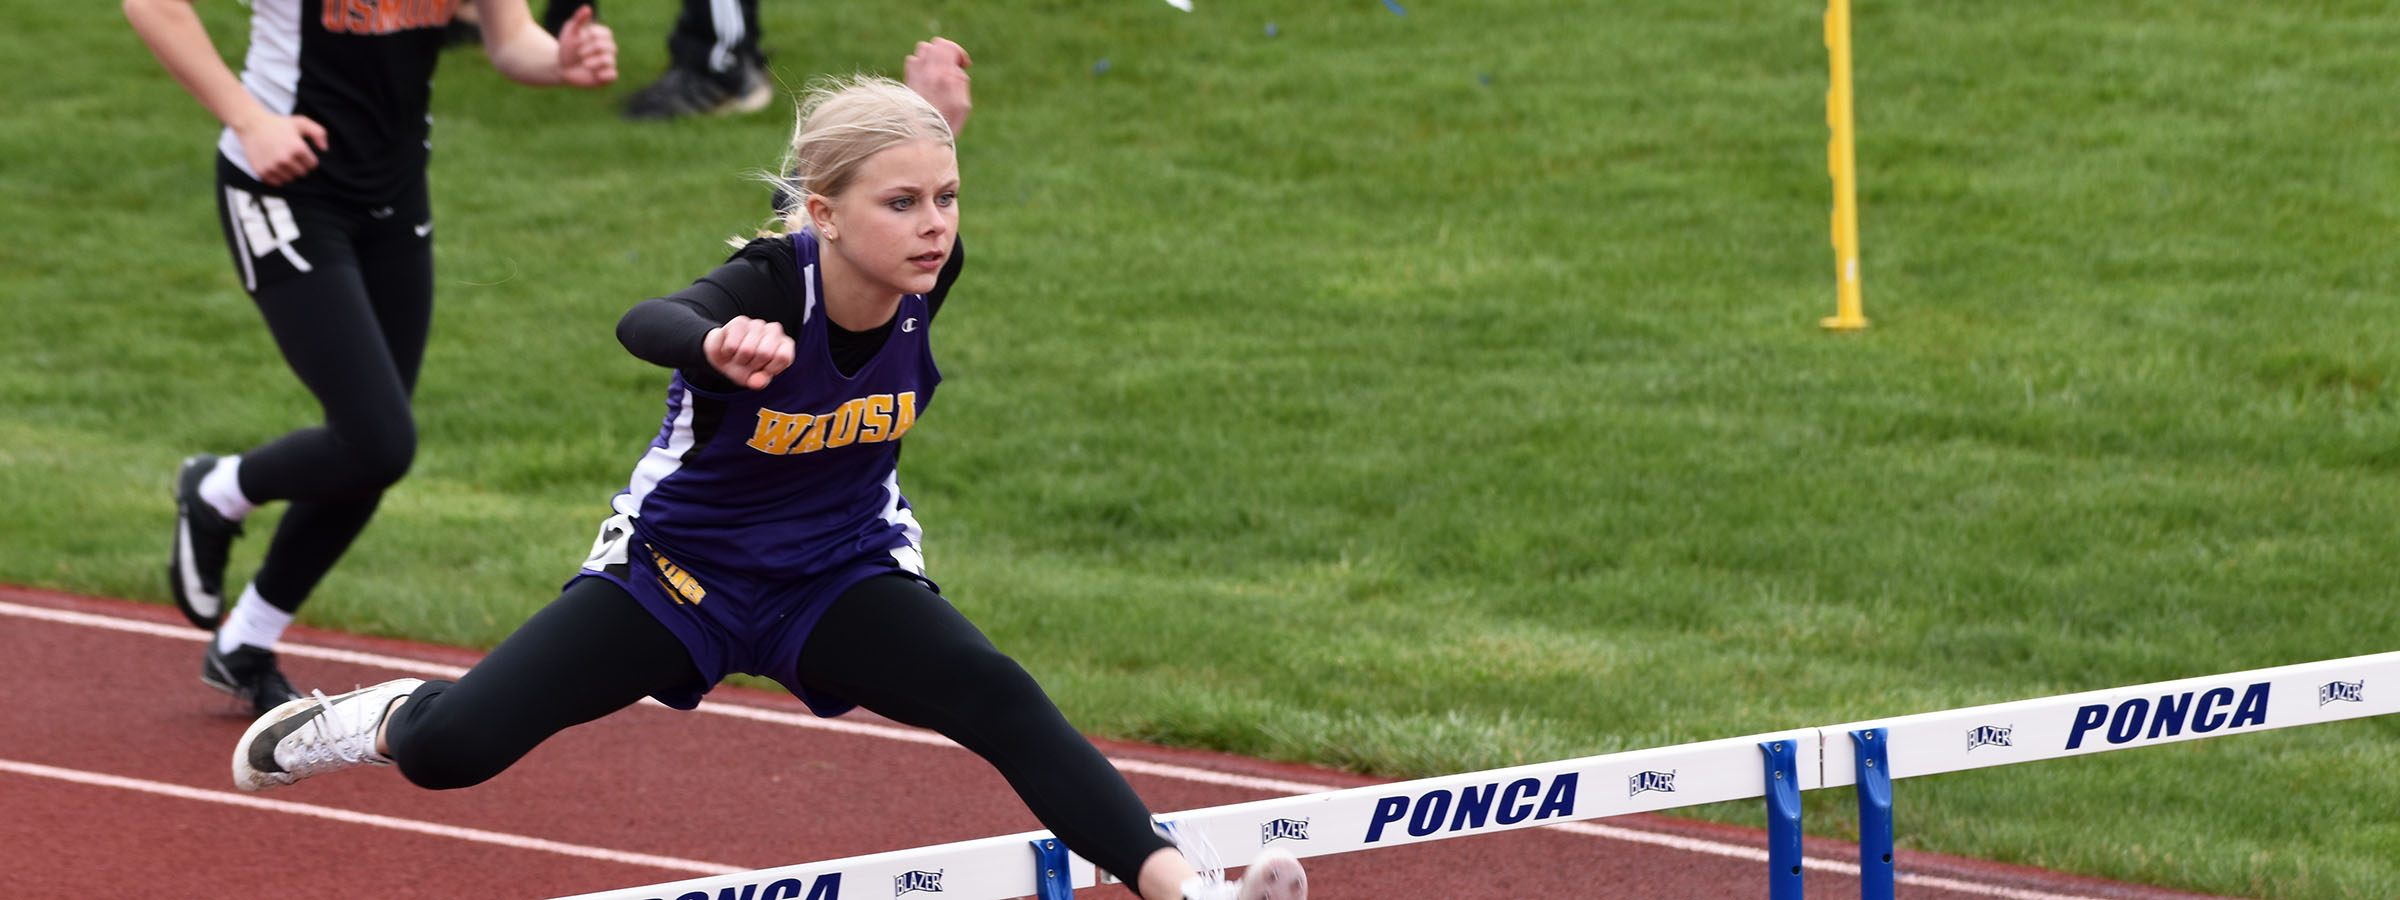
[1627,770,1676,797]
[2319,680,2364,706]
[901,317,919,333]
[1966,724,2014,751]
[893,870,943,896]
[1260,817,1310,844]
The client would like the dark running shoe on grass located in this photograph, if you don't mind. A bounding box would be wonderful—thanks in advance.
[203,642,302,715]
[168,454,242,630]
[622,58,773,120]
[233,678,425,792]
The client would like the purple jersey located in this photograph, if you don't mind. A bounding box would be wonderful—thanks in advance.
[614,233,941,577]
[578,232,947,714]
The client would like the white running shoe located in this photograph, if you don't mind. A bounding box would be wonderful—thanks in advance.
[1181,849,1307,900]
[232,678,424,792]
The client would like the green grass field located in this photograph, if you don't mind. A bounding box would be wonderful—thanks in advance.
[7,0,2398,896]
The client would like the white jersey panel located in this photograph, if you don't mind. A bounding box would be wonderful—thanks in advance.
[217,0,307,181]
[615,381,702,518]
[878,470,925,575]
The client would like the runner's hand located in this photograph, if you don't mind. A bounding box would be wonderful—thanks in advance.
[235,115,328,186]
[904,38,971,133]
[556,6,617,87]
[704,316,794,390]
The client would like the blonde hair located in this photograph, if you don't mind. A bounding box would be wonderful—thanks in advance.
[762,75,955,235]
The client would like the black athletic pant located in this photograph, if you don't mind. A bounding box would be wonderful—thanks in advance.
[385,574,1176,890]
[215,160,432,613]
[542,0,762,85]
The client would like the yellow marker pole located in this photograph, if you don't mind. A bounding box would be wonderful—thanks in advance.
[1821,0,1869,331]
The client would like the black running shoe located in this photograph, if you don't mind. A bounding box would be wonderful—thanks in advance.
[621,58,772,121]
[169,454,243,630]
[204,642,303,715]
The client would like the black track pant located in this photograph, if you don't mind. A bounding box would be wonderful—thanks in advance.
[543,0,762,84]
[215,161,432,613]
[384,574,1175,890]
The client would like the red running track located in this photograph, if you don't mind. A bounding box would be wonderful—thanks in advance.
[0,586,2244,900]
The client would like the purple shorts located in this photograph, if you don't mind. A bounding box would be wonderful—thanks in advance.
[572,533,935,717]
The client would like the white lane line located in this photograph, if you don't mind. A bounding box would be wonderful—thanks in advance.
[0,758,744,875]
[1544,821,2127,900]
[1884,874,2124,900]
[0,597,2123,900]
[0,599,475,676]
[0,598,1331,794]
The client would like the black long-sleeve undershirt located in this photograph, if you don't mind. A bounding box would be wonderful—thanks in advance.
[616,234,962,391]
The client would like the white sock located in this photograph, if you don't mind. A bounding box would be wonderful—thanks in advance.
[199,455,257,521]
[215,585,294,653]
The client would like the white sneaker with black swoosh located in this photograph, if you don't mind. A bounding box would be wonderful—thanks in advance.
[233,678,425,792]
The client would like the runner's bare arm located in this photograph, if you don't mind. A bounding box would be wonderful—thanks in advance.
[123,0,328,185]
[477,0,617,87]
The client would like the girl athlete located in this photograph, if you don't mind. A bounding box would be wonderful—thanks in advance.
[129,0,618,712]
[226,39,1308,900]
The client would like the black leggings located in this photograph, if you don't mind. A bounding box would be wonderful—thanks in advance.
[384,574,1174,889]
[215,165,433,613]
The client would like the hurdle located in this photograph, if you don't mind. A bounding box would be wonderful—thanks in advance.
[551,651,2399,900]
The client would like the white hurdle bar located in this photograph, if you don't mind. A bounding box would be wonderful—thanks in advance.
[552,651,2400,900]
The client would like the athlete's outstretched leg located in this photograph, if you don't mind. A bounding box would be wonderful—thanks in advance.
[797,576,1302,899]
[384,576,702,789]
